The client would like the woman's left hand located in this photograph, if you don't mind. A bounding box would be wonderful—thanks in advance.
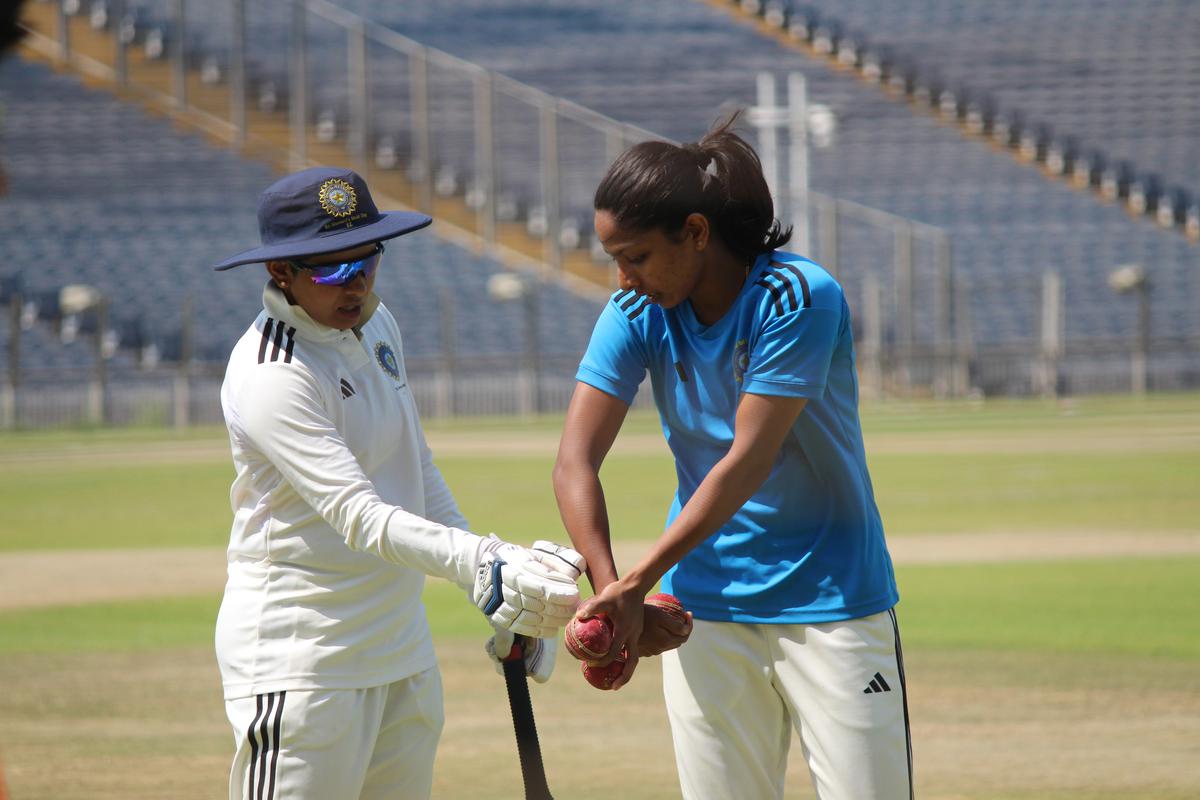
[574,577,647,690]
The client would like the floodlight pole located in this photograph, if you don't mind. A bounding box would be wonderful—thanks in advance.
[172,0,187,108]
[1038,270,1063,399]
[3,291,19,429]
[475,70,497,246]
[290,0,309,170]
[56,0,71,65]
[1133,281,1149,396]
[436,287,457,419]
[410,47,433,213]
[88,297,109,425]
[754,73,782,208]
[539,97,561,270]
[174,294,193,428]
[751,72,812,255]
[112,0,127,87]
[1107,264,1150,396]
[347,18,369,174]
[787,72,811,255]
[523,285,541,416]
[860,272,883,400]
[230,0,247,148]
[487,274,542,418]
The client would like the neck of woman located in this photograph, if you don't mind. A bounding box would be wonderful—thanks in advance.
[689,249,753,326]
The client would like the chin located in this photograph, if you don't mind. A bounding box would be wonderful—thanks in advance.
[330,310,363,328]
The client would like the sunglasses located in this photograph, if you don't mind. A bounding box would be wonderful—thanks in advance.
[287,243,385,286]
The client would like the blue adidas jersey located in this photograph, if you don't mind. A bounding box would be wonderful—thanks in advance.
[577,251,898,624]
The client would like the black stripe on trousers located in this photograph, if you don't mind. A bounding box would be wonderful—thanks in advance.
[245,691,286,800]
[888,608,915,799]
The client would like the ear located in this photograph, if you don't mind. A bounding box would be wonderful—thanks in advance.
[265,261,293,288]
[683,213,710,252]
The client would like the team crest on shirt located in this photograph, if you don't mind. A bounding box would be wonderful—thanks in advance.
[375,341,400,379]
[733,338,749,384]
[318,178,357,218]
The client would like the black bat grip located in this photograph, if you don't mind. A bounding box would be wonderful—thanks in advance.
[502,636,554,800]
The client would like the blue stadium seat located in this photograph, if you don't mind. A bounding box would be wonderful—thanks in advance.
[0,56,605,378]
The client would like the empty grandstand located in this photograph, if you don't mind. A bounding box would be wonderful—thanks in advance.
[0,48,606,426]
[2,0,1197,427]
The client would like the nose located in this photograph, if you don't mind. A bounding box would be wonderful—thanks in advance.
[617,264,639,291]
[343,272,369,293]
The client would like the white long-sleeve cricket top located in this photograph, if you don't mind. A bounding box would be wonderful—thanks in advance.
[215,282,486,699]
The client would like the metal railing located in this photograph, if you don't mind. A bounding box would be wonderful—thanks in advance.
[11,0,1197,426]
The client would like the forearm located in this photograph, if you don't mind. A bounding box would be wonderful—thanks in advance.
[552,459,620,591]
[346,504,486,588]
[624,393,806,594]
[623,454,771,595]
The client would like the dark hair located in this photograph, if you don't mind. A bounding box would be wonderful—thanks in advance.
[593,111,791,261]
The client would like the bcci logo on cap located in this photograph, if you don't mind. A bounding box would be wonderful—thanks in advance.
[319,178,358,218]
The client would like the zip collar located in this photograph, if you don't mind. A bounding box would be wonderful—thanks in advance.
[262,281,381,343]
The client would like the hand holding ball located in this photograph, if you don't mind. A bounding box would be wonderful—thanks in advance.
[564,614,613,661]
[581,648,627,690]
[646,592,687,625]
[566,613,625,690]
[566,594,689,690]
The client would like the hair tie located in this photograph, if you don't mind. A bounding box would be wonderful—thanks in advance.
[700,157,719,189]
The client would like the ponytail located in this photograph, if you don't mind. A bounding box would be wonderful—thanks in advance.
[594,111,792,261]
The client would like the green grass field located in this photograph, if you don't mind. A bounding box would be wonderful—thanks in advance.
[1,392,1198,798]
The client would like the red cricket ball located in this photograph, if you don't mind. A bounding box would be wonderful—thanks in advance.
[581,648,628,690]
[565,613,614,661]
[646,592,687,624]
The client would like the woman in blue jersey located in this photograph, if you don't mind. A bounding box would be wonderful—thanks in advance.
[552,115,912,800]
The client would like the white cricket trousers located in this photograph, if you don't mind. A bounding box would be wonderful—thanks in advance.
[224,667,444,800]
[661,609,912,800]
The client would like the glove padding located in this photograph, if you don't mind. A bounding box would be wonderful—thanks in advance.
[471,538,587,638]
[486,626,558,684]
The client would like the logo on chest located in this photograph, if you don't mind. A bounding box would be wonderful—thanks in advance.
[375,341,401,379]
[733,338,749,384]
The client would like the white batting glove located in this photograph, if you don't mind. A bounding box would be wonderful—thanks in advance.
[486,626,558,684]
[470,537,587,638]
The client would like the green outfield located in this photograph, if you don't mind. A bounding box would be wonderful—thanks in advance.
[0,392,1198,798]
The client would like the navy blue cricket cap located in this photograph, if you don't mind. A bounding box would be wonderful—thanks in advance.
[213,166,432,270]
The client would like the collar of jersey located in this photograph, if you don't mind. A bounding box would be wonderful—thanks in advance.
[262,281,381,342]
[676,253,767,339]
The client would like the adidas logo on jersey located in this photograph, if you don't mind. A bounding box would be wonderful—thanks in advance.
[863,672,892,694]
[257,318,296,364]
[340,379,356,398]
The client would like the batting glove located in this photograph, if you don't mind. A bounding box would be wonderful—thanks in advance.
[486,626,558,683]
[471,537,587,638]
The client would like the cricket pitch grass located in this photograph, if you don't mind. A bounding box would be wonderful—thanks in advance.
[1,393,1198,798]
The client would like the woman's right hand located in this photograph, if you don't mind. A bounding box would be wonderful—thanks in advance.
[574,577,647,689]
[638,602,693,657]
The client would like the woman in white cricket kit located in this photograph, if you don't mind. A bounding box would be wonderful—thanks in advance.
[213,166,586,800]
[554,116,913,799]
